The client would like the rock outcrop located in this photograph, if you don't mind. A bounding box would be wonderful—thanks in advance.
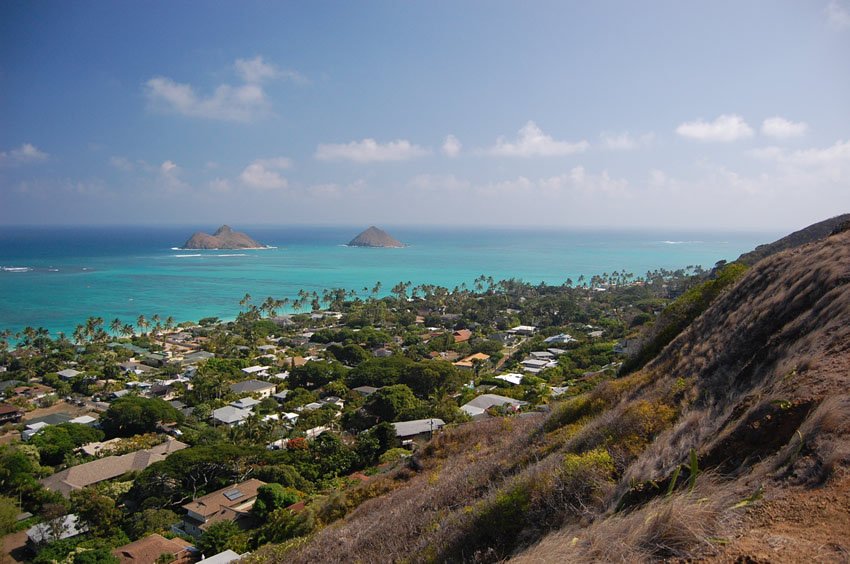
[181,225,266,250]
[347,226,404,248]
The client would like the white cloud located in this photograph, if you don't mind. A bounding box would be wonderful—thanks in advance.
[307,180,366,198]
[826,0,850,30]
[600,131,655,150]
[234,56,278,83]
[753,139,850,167]
[488,121,589,157]
[109,156,135,171]
[409,174,471,192]
[239,157,292,190]
[146,76,269,122]
[441,135,462,158]
[158,160,188,191]
[208,178,232,193]
[315,139,429,163]
[160,160,178,174]
[0,143,48,165]
[145,56,303,122]
[410,168,627,197]
[761,117,808,139]
[676,114,754,142]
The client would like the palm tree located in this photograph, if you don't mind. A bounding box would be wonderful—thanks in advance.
[121,324,134,338]
[110,318,123,337]
[136,315,148,336]
[239,293,252,311]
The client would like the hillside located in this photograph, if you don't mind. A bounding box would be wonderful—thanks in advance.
[182,225,266,249]
[347,226,404,248]
[736,213,850,265]
[253,228,850,562]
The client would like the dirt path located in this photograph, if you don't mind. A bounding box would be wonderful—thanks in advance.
[713,473,850,563]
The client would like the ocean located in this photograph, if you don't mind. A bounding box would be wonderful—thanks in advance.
[0,225,779,337]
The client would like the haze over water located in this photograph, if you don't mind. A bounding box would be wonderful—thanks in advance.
[0,225,778,337]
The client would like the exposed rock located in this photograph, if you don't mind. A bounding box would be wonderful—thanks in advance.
[347,226,404,248]
[181,225,266,250]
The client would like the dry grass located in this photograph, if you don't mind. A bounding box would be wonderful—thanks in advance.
[513,478,738,563]
[252,230,850,563]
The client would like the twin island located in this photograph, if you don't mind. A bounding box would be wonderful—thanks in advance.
[181,225,404,250]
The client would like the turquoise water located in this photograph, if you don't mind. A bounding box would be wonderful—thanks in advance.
[0,226,778,337]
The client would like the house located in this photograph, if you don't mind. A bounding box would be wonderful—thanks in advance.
[180,350,215,365]
[26,514,87,549]
[112,533,193,564]
[256,345,277,354]
[199,549,245,563]
[211,406,252,427]
[230,397,261,411]
[240,366,270,378]
[119,362,155,376]
[180,478,266,537]
[529,351,555,361]
[452,329,472,343]
[588,330,605,339]
[508,325,537,336]
[21,413,73,440]
[57,368,82,380]
[544,333,575,345]
[305,426,329,439]
[453,352,491,370]
[229,379,275,398]
[494,373,524,386]
[520,358,551,374]
[78,437,122,457]
[372,347,393,358]
[461,394,528,420]
[392,418,445,443]
[41,439,188,497]
[0,403,24,424]
[272,390,290,403]
[352,385,379,396]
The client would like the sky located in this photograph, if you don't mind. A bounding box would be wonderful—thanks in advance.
[1,1,849,231]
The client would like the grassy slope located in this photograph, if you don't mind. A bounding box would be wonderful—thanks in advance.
[252,228,850,563]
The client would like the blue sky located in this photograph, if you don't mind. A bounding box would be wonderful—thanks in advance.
[1,1,849,230]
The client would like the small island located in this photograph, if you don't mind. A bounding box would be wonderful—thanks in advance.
[347,226,404,248]
[181,225,268,250]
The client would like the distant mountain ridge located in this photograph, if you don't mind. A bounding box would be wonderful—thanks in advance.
[347,226,404,248]
[181,225,267,250]
[736,213,850,265]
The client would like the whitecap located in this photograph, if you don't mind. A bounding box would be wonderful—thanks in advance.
[216,253,247,257]
[173,254,202,258]
[1,266,31,272]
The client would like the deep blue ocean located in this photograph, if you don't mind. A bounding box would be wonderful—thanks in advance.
[0,225,779,337]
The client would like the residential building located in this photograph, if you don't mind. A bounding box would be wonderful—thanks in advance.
[392,418,445,443]
[41,439,188,497]
[461,394,528,420]
[229,379,275,398]
[180,479,266,537]
[0,403,24,424]
[112,533,193,564]
[211,406,251,427]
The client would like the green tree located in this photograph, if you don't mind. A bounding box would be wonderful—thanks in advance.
[124,508,179,540]
[196,520,245,556]
[253,484,302,519]
[71,489,122,538]
[30,423,105,466]
[100,397,183,438]
[0,495,19,535]
[289,361,347,390]
[364,384,424,422]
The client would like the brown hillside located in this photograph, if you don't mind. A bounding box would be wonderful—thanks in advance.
[253,229,850,563]
[736,212,850,265]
